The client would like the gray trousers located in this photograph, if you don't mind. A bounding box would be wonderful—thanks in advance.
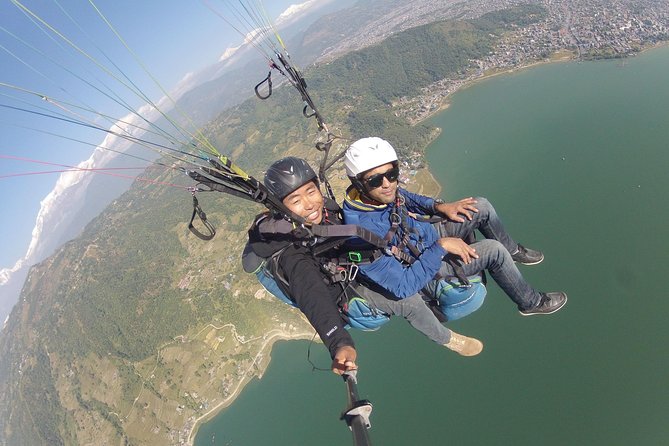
[353,283,452,344]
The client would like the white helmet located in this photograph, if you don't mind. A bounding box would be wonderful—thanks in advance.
[344,137,398,177]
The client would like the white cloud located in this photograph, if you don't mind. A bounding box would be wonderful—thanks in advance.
[217,0,329,62]
[160,71,199,105]
[17,108,158,267]
[0,259,22,287]
[219,44,242,62]
[0,100,179,307]
[218,28,262,62]
[23,149,103,262]
[275,0,321,25]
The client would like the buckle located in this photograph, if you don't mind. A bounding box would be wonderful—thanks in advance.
[389,212,401,225]
[348,251,363,263]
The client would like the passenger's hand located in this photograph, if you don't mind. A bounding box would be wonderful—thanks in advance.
[435,197,478,223]
[332,345,357,375]
[438,237,479,264]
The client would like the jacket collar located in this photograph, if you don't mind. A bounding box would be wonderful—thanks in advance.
[344,185,390,212]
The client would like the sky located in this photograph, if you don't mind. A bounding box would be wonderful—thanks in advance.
[0,0,311,270]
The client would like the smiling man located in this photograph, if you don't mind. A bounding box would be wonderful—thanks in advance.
[245,156,484,375]
[342,137,567,317]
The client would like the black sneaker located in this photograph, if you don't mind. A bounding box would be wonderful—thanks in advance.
[512,244,544,265]
[519,292,567,316]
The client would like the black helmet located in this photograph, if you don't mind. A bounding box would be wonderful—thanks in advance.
[264,156,318,200]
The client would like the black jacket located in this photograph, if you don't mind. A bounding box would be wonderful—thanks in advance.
[246,200,354,358]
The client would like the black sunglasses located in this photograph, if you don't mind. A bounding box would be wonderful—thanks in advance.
[363,166,400,189]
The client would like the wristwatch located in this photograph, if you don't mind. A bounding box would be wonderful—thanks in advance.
[432,198,444,213]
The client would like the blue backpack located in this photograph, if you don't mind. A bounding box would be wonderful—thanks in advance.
[423,273,487,321]
[244,245,390,331]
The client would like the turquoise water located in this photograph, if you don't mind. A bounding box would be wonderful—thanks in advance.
[196,46,669,445]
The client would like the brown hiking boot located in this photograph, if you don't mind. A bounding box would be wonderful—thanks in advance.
[444,331,483,356]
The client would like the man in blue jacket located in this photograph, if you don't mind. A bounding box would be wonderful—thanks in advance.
[342,137,567,316]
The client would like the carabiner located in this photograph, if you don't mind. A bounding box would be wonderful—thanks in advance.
[348,264,359,282]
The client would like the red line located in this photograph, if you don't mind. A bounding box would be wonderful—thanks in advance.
[0,155,189,189]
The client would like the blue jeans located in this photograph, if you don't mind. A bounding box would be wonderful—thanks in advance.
[436,197,541,310]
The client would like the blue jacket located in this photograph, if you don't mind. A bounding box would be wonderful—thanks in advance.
[342,186,446,298]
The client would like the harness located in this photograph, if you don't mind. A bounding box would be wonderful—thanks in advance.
[246,210,391,330]
[248,205,389,292]
[382,192,475,287]
[384,194,426,263]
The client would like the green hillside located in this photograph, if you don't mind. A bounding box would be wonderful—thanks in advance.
[0,6,546,445]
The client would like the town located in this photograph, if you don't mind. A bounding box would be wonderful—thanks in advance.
[392,0,669,124]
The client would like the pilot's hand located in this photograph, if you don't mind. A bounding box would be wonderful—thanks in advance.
[332,345,357,375]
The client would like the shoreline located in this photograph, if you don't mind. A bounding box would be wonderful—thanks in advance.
[412,56,577,191]
[186,329,314,445]
[415,54,574,126]
[417,40,669,126]
[414,41,669,187]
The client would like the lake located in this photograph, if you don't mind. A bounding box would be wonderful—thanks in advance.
[195,45,669,445]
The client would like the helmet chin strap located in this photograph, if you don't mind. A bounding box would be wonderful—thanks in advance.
[349,177,375,204]
[360,188,380,205]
